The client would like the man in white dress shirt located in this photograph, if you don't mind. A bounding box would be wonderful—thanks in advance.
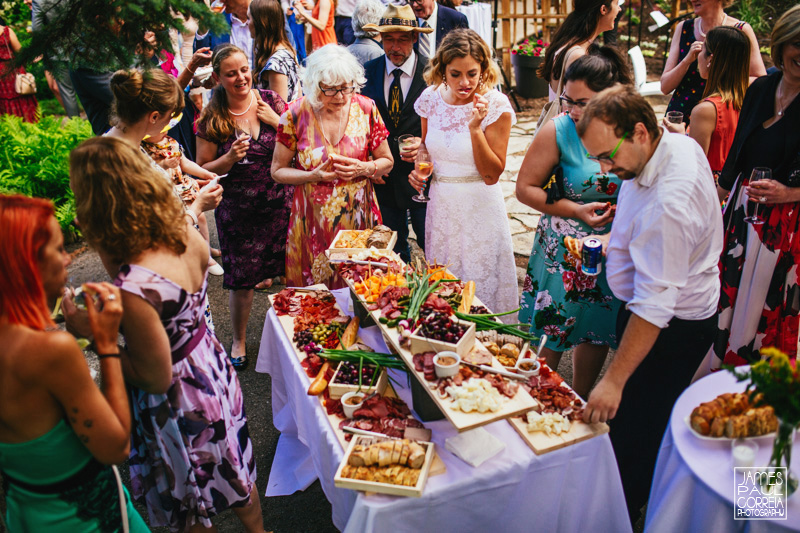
[577,85,723,524]
[222,0,254,67]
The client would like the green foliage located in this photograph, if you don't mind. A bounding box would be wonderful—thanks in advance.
[728,347,800,426]
[0,113,92,235]
[0,0,30,27]
[13,0,229,73]
[730,0,772,36]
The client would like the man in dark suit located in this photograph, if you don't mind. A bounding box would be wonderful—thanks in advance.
[361,4,433,262]
[409,0,468,58]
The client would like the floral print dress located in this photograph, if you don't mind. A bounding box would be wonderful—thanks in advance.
[519,114,622,350]
[115,264,256,532]
[277,93,388,288]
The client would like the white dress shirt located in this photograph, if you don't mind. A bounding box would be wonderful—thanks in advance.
[383,51,417,104]
[419,3,437,58]
[606,129,723,328]
[230,14,254,68]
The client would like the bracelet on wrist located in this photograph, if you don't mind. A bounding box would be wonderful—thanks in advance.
[185,209,199,226]
[370,160,378,179]
[97,352,121,360]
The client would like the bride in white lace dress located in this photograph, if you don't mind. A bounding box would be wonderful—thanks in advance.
[410,29,518,320]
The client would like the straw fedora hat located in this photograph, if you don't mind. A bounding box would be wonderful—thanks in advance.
[362,4,434,34]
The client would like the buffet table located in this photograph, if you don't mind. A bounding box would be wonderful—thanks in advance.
[256,289,632,532]
[646,370,800,532]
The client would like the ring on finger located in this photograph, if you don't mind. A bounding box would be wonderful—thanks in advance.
[761,196,766,203]
[107,294,117,301]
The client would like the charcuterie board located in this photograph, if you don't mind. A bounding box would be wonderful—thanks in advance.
[267,286,445,477]
[508,414,609,455]
[506,368,608,455]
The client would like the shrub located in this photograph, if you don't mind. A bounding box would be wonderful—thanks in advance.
[0,113,92,238]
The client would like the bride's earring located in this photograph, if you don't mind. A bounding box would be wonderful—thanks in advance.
[479,74,484,87]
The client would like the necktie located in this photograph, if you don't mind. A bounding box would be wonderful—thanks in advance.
[418,20,431,58]
[389,68,403,128]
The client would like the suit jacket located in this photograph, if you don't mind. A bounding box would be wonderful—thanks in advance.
[718,72,800,191]
[362,54,429,210]
[433,5,469,48]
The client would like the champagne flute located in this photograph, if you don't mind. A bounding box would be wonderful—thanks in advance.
[234,118,253,165]
[744,167,771,225]
[412,145,433,203]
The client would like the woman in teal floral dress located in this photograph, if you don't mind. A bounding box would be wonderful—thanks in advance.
[516,48,631,398]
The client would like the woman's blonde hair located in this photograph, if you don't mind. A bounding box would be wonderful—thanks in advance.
[425,29,499,90]
[771,5,800,71]
[110,68,183,126]
[70,137,187,265]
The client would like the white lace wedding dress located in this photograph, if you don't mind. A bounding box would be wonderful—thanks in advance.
[415,87,519,321]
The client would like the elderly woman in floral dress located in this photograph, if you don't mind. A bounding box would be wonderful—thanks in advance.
[272,44,393,288]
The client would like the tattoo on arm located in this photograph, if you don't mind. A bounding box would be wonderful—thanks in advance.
[83,419,93,428]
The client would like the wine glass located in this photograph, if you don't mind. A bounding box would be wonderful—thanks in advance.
[744,167,771,225]
[234,118,253,165]
[412,145,433,203]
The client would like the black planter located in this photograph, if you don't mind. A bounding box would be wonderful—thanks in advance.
[511,53,549,99]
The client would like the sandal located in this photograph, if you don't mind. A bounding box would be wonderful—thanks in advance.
[230,354,248,369]
[254,278,273,292]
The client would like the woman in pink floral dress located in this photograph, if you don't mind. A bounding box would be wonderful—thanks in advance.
[272,44,394,288]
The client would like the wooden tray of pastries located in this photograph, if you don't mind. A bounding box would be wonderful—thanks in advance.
[334,435,434,497]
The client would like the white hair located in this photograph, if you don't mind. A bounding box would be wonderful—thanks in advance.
[301,44,367,109]
[351,0,385,38]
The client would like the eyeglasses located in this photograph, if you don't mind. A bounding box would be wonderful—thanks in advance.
[587,131,629,164]
[559,93,588,111]
[408,0,425,5]
[319,85,357,97]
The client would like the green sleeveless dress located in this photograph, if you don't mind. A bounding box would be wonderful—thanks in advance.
[0,419,149,532]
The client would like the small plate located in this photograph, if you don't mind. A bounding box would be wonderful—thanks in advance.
[683,416,776,441]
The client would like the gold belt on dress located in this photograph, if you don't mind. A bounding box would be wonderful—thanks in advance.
[434,174,484,184]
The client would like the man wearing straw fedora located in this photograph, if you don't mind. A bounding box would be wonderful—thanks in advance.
[361,4,432,263]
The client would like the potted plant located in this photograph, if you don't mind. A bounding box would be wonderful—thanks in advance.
[511,37,550,99]
[729,347,800,495]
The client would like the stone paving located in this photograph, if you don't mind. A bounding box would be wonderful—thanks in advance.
[500,102,669,284]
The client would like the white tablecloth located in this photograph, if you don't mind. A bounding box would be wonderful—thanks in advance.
[256,289,632,532]
[457,2,492,47]
[646,370,800,532]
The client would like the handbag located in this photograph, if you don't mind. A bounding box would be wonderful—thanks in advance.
[531,47,577,141]
[3,38,36,95]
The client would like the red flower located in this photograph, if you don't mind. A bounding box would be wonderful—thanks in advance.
[562,271,576,292]
[607,182,618,195]
[512,49,517,55]
[537,39,543,45]
[574,271,597,291]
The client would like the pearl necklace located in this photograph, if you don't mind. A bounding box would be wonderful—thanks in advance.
[696,13,727,40]
[229,91,255,116]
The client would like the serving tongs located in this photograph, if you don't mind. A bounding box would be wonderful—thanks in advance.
[460,361,529,381]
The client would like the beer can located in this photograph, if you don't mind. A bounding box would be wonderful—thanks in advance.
[581,237,603,276]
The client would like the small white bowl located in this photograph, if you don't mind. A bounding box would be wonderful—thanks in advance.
[515,358,541,377]
[433,351,461,379]
[341,391,366,418]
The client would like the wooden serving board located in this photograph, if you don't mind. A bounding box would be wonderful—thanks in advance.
[505,369,609,455]
[507,415,609,455]
[334,436,435,498]
[267,286,445,476]
[325,229,398,257]
[354,300,538,432]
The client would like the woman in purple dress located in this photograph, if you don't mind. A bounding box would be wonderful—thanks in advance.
[70,136,266,533]
[197,44,294,368]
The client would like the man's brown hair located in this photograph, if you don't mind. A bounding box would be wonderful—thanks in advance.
[577,84,659,141]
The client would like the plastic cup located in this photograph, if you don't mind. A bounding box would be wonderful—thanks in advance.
[666,111,684,124]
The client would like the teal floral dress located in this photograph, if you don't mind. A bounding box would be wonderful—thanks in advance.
[519,114,622,351]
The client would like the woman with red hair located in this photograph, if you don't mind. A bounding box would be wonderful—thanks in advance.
[0,195,147,532]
